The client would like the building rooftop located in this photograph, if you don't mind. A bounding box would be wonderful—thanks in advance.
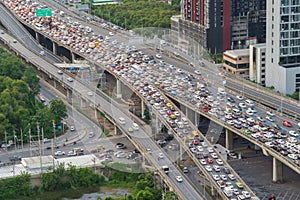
[224,49,249,59]
[21,155,54,169]
[250,43,266,49]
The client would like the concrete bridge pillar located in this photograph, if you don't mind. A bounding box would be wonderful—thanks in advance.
[116,79,122,98]
[272,157,283,183]
[194,112,199,127]
[185,107,195,125]
[53,42,57,55]
[71,52,76,62]
[53,79,56,88]
[225,129,233,151]
[141,101,145,118]
[35,32,39,42]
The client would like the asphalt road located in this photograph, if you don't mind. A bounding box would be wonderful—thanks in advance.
[0,3,61,63]
[0,31,204,200]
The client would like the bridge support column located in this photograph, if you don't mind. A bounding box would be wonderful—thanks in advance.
[194,112,199,127]
[185,107,195,125]
[225,129,233,151]
[71,52,76,62]
[53,43,57,55]
[35,32,39,42]
[66,89,71,99]
[114,126,121,135]
[53,79,56,88]
[141,101,145,118]
[116,79,122,98]
[80,98,87,108]
[272,157,283,183]
[211,186,215,197]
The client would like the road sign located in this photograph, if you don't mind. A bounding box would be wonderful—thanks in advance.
[36,9,52,17]
[57,125,62,130]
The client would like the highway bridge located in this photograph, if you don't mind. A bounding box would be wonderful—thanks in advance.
[0,30,206,200]
[1,0,299,198]
[0,3,260,199]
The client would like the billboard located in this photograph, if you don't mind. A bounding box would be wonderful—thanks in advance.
[36,9,52,17]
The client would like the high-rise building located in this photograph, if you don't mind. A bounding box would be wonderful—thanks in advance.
[266,0,300,94]
[172,0,266,53]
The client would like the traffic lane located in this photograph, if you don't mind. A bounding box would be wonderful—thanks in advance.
[0,5,61,63]
[225,80,300,117]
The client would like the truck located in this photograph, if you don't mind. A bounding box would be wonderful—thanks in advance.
[218,87,226,95]
[73,148,84,156]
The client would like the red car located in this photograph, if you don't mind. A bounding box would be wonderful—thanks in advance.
[207,157,213,164]
[282,120,292,127]
[166,110,172,115]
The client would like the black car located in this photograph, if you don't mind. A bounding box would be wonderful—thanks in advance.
[115,143,126,149]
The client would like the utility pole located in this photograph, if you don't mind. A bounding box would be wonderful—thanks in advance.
[42,127,44,155]
[52,120,56,148]
[29,127,32,157]
[4,130,7,151]
[13,129,16,152]
[21,128,23,149]
[37,122,42,173]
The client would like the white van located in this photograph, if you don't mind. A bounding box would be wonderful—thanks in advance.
[132,123,139,131]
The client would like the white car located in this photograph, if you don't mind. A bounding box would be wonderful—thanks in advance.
[266,111,275,116]
[70,126,75,131]
[212,174,220,181]
[205,165,212,172]
[228,174,235,180]
[155,54,162,59]
[87,91,93,96]
[289,130,299,137]
[257,116,265,122]
[236,95,243,100]
[109,32,114,36]
[118,117,126,125]
[239,102,247,108]
[67,77,73,82]
[158,153,164,159]
[216,159,223,165]
[211,153,218,159]
[247,107,257,113]
[246,110,254,116]
[200,159,207,165]
[194,70,201,75]
[213,165,221,172]
[57,70,63,75]
[288,154,298,160]
[266,116,275,122]
[176,175,183,182]
[55,151,65,156]
[242,191,251,198]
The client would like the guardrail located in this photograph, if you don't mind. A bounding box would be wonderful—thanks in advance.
[163,92,300,175]
[155,89,258,199]
[0,30,195,200]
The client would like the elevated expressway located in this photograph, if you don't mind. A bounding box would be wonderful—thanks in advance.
[0,30,204,200]
[0,5,260,199]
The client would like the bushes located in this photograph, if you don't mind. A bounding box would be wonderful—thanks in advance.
[0,173,33,199]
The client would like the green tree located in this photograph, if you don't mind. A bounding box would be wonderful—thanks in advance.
[136,189,154,200]
[49,99,67,124]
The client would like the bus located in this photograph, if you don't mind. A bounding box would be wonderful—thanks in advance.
[131,64,142,75]
[162,165,169,174]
